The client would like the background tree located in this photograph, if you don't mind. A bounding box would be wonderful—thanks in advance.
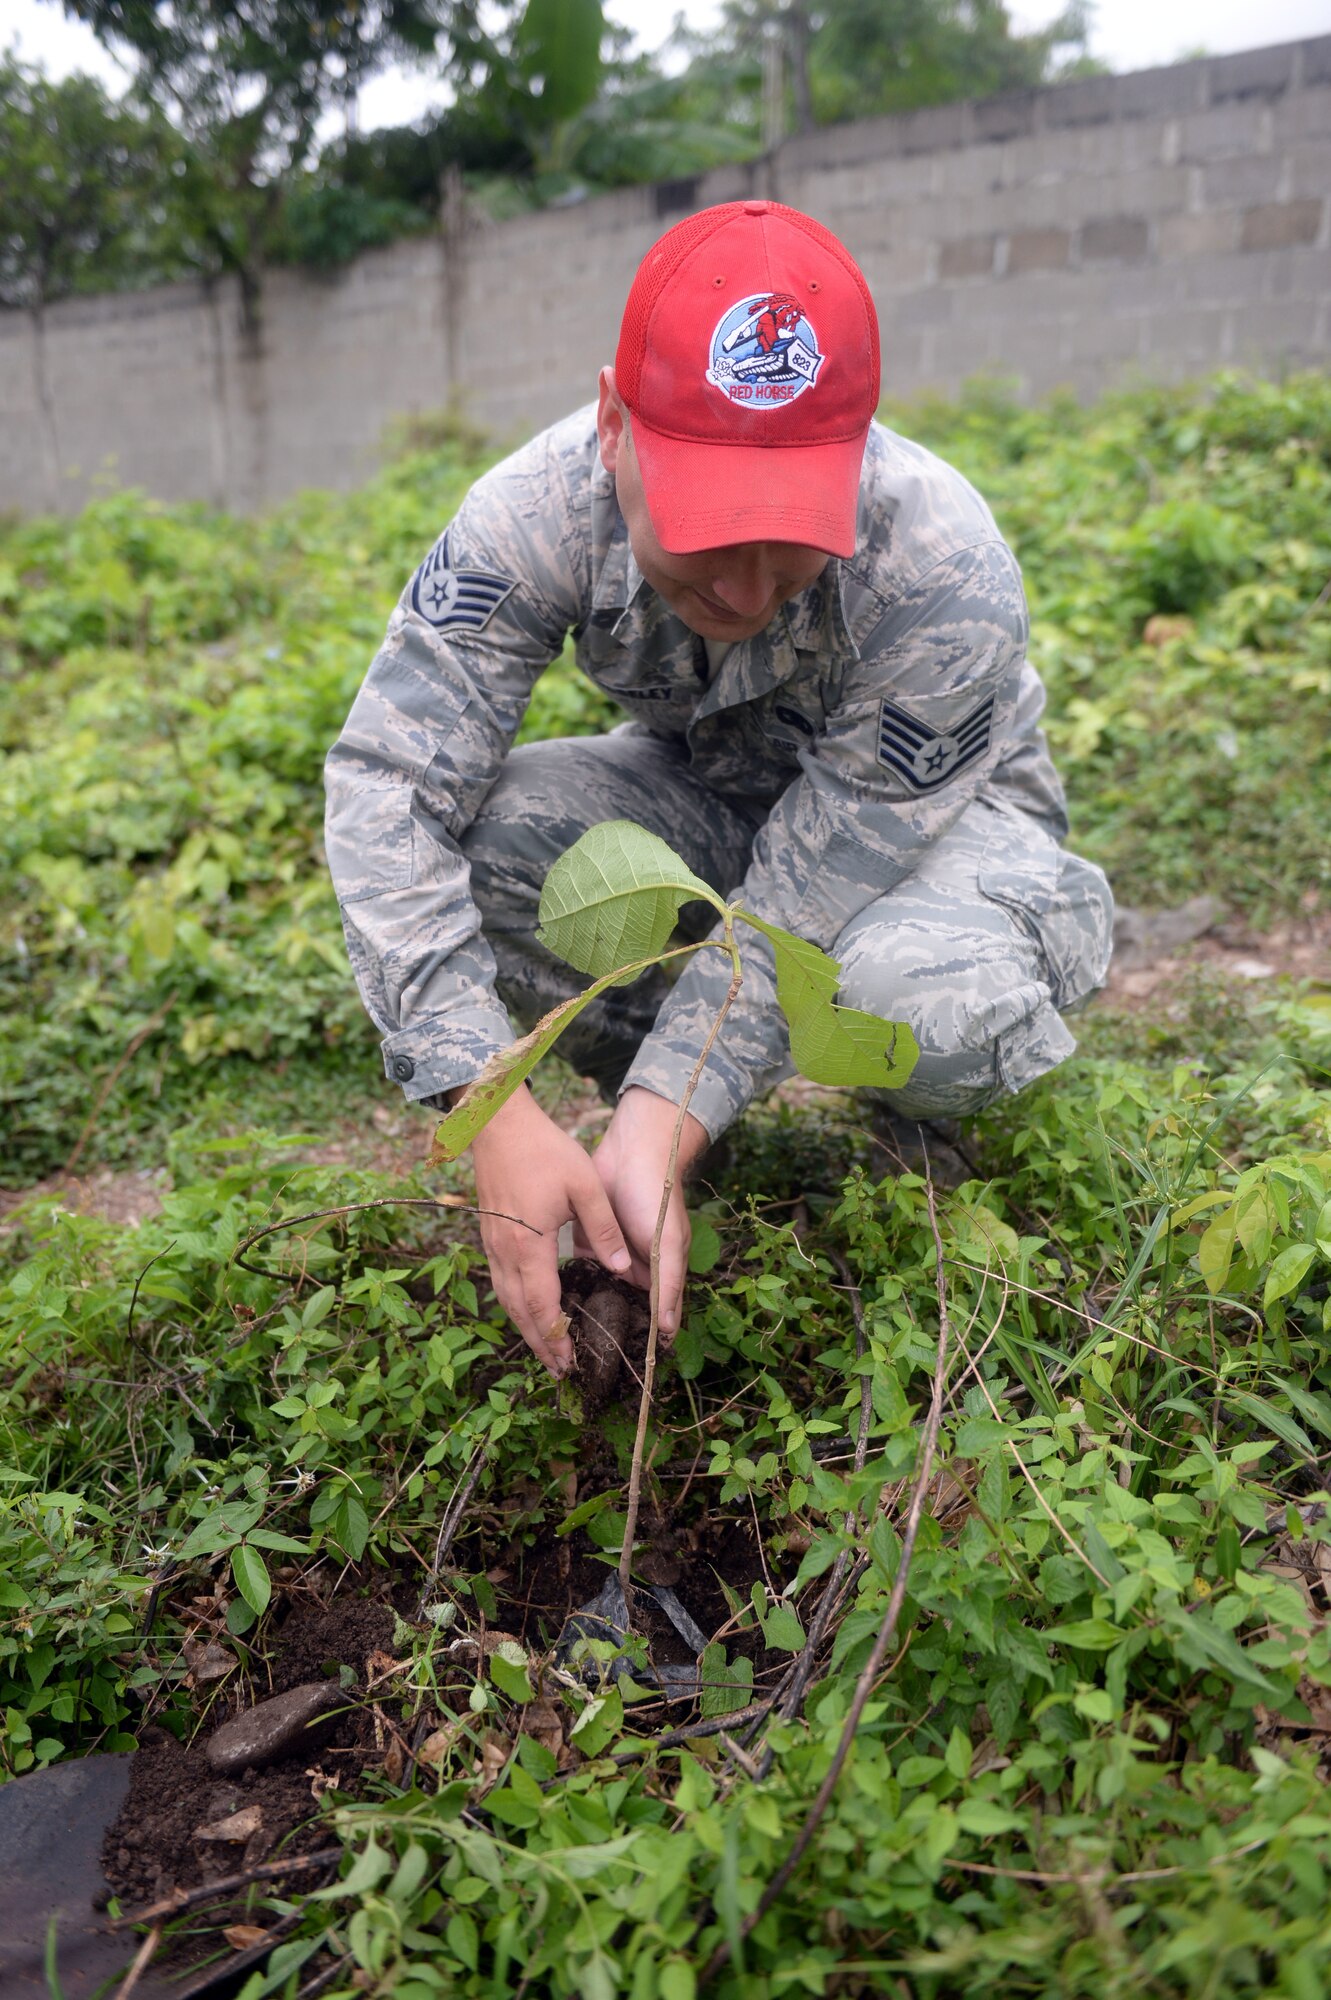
[0,50,195,308]
[44,0,492,307]
[675,0,1096,144]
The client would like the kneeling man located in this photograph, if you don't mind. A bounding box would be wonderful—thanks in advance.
[325,199,1113,1374]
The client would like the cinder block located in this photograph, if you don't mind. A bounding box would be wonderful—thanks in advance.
[972,92,1038,143]
[1240,199,1323,249]
[1080,215,1151,261]
[1071,117,1171,175]
[891,287,956,329]
[1273,86,1331,145]
[1141,304,1232,362]
[929,321,1005,379]
[1290,141,1331,200]
[1043,74,1117,127]
[1178,102,1271,162]
[939,234,998,278]
[1205,155,1287,206]
[857,240,933,293]
[898,102,972,157]
[1227,298,1320,354]
[1113,62,1208,121]
[1006,227,1071,273]
[1301,37,1331,88]
[1157,209,1241,258]
[1205,45,1295,102]
[1070,310,1149,363]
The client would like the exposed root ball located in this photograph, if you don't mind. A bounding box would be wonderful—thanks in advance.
[559,1258,651,1414]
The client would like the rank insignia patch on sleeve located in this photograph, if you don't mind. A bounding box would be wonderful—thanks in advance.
[878,693,995,794]
[410,530,515,633]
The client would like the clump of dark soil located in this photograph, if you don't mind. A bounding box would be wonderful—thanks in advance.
[102,1594,394,1912]
[560,1256,651,1414]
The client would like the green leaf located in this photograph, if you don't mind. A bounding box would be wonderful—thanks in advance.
[760,1602,806,1652]
[737,911,918,1088]
[1264,1243,1317,1307]
[489,1640,535,1704]
[700,1643,754,1719]
[687,1216,722,1275]
[514,0,605,123]
[538,821,722,980]
[569,1684,623,1756]
[1197,1211,1237,1294]
[330,1492,370,1562]
[178,1497,264,1558]
[231,1544,271,1617]
[955,1798,1024,1835]
[446,1910,479,1971]
[430,938,703,1161]
[1050,1617,1123,1650]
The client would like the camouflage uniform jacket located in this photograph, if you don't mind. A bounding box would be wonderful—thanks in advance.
[325,404,1070,1131]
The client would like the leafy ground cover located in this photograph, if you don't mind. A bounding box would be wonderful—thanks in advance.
[1,373,1330,1997]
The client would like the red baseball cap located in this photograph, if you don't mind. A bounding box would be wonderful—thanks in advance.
[614,199,880,559]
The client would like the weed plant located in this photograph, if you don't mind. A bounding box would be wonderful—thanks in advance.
[1,374,1330,1995]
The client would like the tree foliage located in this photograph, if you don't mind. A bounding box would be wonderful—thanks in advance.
[0,51,196,307]
[674,0,1096,143]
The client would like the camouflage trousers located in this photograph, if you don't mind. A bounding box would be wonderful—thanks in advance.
[460,727,1114,1123]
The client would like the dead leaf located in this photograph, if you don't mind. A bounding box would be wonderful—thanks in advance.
[182,1636,237,1685]
[1143,614,1194,647]
[522,1700,564,1760]
[223,1925,268,1950]
[417,1723,462,1770]
[383,1737,405,1786]
[306,1765,339,1802]
[476,1735,509,1791]
[195,1805,263,1843]
[364,1650,409,1688]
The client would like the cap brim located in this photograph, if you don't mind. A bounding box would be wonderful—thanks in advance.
[631,416,864,560]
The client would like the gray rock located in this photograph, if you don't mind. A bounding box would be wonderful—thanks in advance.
[1112,897,1226,971]
[206,1682,345,1776]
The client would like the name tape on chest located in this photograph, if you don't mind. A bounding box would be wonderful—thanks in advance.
[878,693,995,794]
[410,530,515,634]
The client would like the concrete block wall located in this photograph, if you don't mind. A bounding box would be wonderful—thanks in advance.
[1,35,1327,514]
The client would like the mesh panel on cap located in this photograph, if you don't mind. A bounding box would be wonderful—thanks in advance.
[616,205,746,407]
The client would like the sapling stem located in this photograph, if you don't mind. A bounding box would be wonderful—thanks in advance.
[618,912,744,1623]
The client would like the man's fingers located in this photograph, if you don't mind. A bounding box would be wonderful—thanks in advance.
[569,1170,632,1278]
[486,1229,573,1378]
[657,1204,691,1342]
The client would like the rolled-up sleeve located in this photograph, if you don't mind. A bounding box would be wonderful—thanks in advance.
[324,433,585,1102]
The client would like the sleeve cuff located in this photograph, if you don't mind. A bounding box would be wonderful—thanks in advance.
[379,998,515,1105]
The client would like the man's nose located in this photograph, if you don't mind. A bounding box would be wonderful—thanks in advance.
[710,561,774,618]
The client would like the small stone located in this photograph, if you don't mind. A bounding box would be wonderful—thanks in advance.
[205,1682,344,1775]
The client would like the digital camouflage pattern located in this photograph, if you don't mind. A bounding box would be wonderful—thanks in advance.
[324,407,1113,1137]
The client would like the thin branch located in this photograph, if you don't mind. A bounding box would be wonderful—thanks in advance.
[416,1443,488,1615]
[232,1197,538,1278]
[698,1143,955,1987]
[65,990,177,1175]
[112,1924,161,2000]
[111,1846,342,1927]
[619,929,744,1623]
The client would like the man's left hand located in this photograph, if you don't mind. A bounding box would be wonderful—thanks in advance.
[575,1086,710,1342]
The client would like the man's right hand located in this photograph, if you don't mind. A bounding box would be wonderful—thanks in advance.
[468,1088,633,1377]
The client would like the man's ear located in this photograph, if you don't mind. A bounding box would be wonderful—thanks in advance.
[597,367,627,474]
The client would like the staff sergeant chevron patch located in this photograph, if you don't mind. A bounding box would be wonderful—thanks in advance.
[877,693,996,794]
[410,530,515,633]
